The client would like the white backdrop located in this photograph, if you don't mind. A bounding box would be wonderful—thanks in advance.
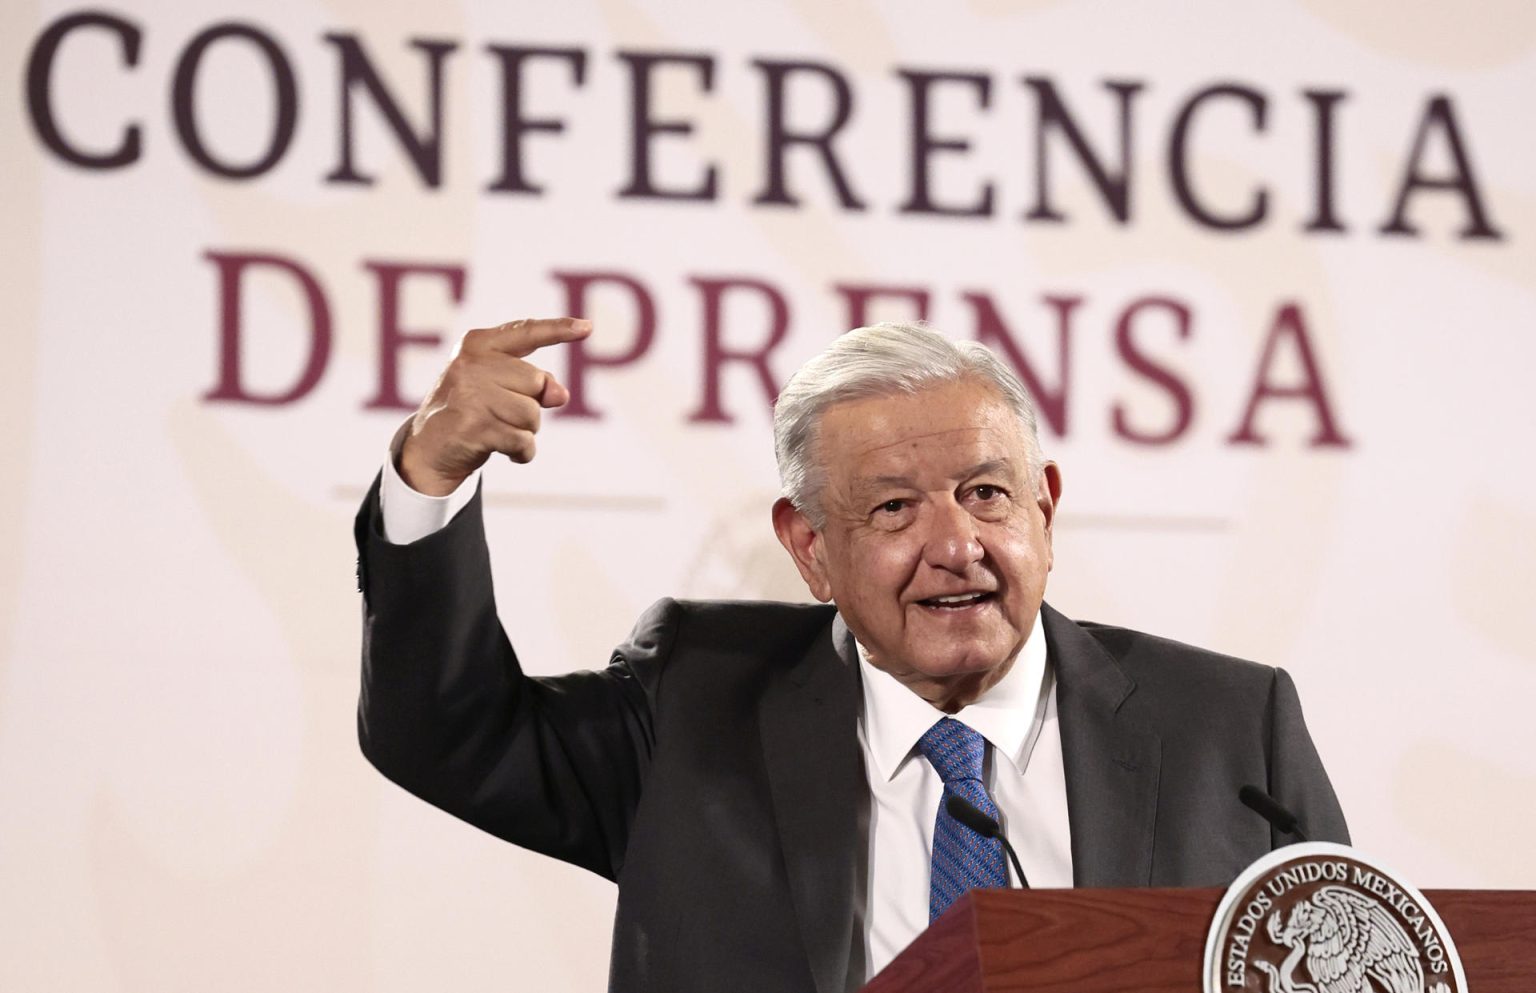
[3,1,1534,990]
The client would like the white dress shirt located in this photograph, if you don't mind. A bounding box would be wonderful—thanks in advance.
[855,622,1072,976]
[377,455,1074,981]
[378,443,480,545]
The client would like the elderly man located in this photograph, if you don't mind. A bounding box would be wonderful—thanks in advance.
[356,319,1347,993]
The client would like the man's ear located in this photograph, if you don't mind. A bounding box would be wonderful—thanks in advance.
[771,497,833,602]
[1037,461,1063,569]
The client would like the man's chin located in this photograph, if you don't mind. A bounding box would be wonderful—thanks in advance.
[902,647,1015,685]
[890,655,1013,712]
[862,636,1017,687]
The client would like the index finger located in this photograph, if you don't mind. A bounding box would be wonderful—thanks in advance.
[482,317,593,358]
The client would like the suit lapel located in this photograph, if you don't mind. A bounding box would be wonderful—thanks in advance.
[1043,603,1162,888]
[759,613,864,993]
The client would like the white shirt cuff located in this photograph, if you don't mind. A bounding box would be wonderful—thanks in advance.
[379,421,481,545]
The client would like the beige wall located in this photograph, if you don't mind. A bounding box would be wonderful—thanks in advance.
[3,1,1534,989]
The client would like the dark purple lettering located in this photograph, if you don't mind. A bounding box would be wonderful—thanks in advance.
[1380,95,1502,240]
[752,59,865,210]
[834,284,932,328]
[25,11,142,169]
[551,270,657,419]
[688,276,790,424]
[203,251,331,405]
[1112,297,1194,445]
[962,292,1077,436]
[172,24,298,179]
[1169,84,1270,231]
[363,261,466,410]
[1302,89,1348,233]
[1228,302,1352,447]
[615,51,718,201]
[484,46,587,195]
[324,34,457,188]
[1023,77,1142,224]
[896,70,994,217]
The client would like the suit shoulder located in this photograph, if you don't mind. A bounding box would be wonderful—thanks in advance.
[671,598,835,621]
[670,598,837,648]
[620,598,836,663]
[1071,618,1279,692]
[1063,616,1297,763]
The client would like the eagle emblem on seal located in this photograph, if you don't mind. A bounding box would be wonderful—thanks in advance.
[1254,885,1450,993]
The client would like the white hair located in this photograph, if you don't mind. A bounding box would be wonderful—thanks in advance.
[773,322,1044,528]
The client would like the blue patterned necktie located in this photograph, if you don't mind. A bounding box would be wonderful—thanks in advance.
[916,717,1008,922]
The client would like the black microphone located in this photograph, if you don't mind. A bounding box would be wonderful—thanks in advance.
[945,795,1031,889]
[1238,785,1309,842]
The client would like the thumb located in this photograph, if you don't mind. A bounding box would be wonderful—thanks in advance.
[536,374,571,409]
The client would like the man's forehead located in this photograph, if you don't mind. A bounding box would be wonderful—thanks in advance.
[813,379,1032,486]
[825,402,1027,461]
[845,420,998,457]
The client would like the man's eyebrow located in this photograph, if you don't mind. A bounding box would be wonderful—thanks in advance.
[854,458,1017,493]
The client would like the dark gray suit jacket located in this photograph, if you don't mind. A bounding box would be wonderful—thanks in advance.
[355,480,1348,993]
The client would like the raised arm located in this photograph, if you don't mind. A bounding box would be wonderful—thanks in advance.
[356,317,664,881]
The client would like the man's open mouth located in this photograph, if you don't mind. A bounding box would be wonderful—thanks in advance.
[917,592,995,609]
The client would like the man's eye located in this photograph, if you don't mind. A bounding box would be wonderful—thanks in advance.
[974,485,1002,501]
[877,500,906,514]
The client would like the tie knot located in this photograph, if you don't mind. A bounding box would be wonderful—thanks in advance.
[916,717,986,786]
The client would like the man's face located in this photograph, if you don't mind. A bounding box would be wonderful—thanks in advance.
[773,377,1062,710]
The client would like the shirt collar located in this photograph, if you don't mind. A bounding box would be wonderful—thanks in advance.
[857,615,1050,783]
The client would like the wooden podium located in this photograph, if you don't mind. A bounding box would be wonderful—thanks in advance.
[861,887,1536,993]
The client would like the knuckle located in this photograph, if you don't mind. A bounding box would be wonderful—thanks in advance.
[506,395,542,432]
[438,364,467,390]
[527,366,552,399]
[450,354,493,388]
[506,433,536,464]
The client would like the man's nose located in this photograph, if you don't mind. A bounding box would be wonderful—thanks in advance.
[923,501,983,572]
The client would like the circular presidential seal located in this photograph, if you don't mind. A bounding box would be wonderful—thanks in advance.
[1203,843,1467,993]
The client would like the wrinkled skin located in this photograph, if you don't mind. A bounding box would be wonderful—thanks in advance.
[773,378,1062,712]
[399,318,590,495]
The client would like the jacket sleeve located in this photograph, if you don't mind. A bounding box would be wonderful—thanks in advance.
[354,472,676,881]
[1267,667,1350,847]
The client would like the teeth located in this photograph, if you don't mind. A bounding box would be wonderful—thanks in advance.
[932,593,983,604]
